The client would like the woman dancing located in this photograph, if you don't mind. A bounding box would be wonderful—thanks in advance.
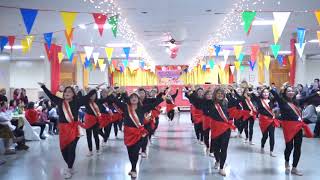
[166,88,179,121]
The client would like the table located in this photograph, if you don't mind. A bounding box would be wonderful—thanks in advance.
[12,114,40,141]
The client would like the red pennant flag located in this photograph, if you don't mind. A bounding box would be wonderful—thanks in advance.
[283,56,287,66]
[92,13,108,36]
[251,44,260,61]
[112,60,118,70]
[8,36,15,53]
[44,43,54,61]
[64,28,74,47]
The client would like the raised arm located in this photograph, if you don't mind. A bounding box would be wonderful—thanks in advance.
[299,91,320,105]
[270,89,285,104]
[171,89,179,100]
[107,94,127,111]
[77,89,97,106]
[142,93,164,113]
[233,89,245,101]
[39,84,62,105]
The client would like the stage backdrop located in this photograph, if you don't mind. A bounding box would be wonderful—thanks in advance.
[155,65,188,85]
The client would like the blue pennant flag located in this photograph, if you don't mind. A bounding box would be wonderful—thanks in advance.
[123,47,130,60]
[214,45,221,57]
[43,32,53,49]
[297,28,306,48]
[277,55,284,66]
[20,8,38,34]
[0,36,8,52]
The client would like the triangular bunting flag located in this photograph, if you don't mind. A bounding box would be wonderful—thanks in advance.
[249,60,256,71]
[72,55,78,65]
[98,58,104,68]
[277,55,284,66]
[209,59,215,69]
[123,47,130,60]
[273,12,291,37]
[251,44,260,62]
[234,61,241,71]
[80,53,86,64]
[84,58,91,69]
[65,44,75,60]
[297,28,306,48]
[242,11,256,34]
[60,12,78,36]
[270,44,281,59]
[140,60,145,69]
[92,52,99,65]
[295,43,306,58]
[220,61,226,70]
[105,47,113,62]
[84,46,94,59]
[288,55,294,66]
[25,35,34,51]
[100,63,106,72]
[272,24,279,44]
[43,32,53,49]
[8,36,15,49]
[20,8,38,34]
[58,52,64,64]
[92,13,108,36]
[233,45,242,59]
[21,39,28,54]
[223,50,230,62]
[230,65,235,74]
[0,36,8,52]
[202,64,207,71]
[123,59,128,68]
[317,31,320,46]
[108,15,118,37]
[238,53,244,63]
[214,45,221,57]
[112,60,118,69]
[315,10,320,25]
[64,28,74,47]
[264,55,271,70]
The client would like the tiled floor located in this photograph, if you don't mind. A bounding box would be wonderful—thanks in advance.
[1,112,319,180]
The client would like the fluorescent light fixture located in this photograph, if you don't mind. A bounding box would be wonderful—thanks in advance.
[93,23,112,30]
[105,43,133,48]
[241,20,274,26]
[219,41,245,45]
[308,39,319,43]
[78,24,87,29]
[40,55,45,59]
[0,55,10,61]
[278,51,292,55]
[4,45,23,49]
[121,54,139,57]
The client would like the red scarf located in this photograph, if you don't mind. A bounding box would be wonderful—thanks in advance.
[287,102,302,121]
[62,101,74,122]
[261,99,274,117]
[210,103,236,139]
[245,97,257,113]
[89,101,101,117]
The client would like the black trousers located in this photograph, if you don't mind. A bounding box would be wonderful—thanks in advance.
[194,122,204,141]
[61,138,79,169]
[211,130,231,169]
[31,122,46,137]
[113,122,119,137]
[13,128,26,146]
[243,117,255,141]
[86,123,100,151]
[261,125,275,151]
[141,134,149,153]
[203,128,210,148]
[49,117,58,133]
[314,121,320,137]
[118,119,123,131]
[127,138,143,172]
[284,130,303,168]
[234,118,242,132]
[167,110,175,121]
[154,117,159,131]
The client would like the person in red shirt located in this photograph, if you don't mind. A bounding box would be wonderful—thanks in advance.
[25,102,46,139]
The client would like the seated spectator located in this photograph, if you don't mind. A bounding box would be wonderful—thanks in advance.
[0,96,29,153]
[48,103,59,134]
[25,102,46,139]
[9,100,17,111]
[20,88,29,105]
[39,107,54,135]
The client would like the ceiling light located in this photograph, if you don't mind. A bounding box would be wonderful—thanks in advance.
[241,20,274,26]
[219,41,245,45]
[0,55,10,61]
[40,55,45,59]
[308,39,319,43]
[278,51,292,55]
[121,53,139,57]
[93,23,112,29]
[105,43,133,48]
[78,24,87,29]
[4,45,23,49]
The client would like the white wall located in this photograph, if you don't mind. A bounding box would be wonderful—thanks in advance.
[295,56,320,85]
[0,59,10,96]
[88,69,109,87]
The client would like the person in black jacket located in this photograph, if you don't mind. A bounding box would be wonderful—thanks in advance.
[166,88,179,121]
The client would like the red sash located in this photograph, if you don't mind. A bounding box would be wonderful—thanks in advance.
[58,122,80,150]
[203,115,211,130]
[210,104,236,139]
[241,110,257,120]
[259,115,280,133]
[89,102,101,117]
[80,114,98,129]
[191,107,204,124]
[228,107,242,120]
[166,103,176,112]
[151,106,161,118]
[62,101,74,122]
[281,120,313,143]
[261,99,274,117]
[111,112,122,122]
[124,126,148,146]
[99,113,112,128]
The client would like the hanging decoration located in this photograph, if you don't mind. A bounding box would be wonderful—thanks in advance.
[238,53,244,63]
[288,55,294,66]
[273,12,291,38]
[277,55,284,66]
[105,47,113,62]
[8,36,15,52]
[98,58,105,69]
[272,24,279,44]
[92,13,108,36]
[20,8,38,34]
[230,65,235,74]
[84,46,94,59]
[250,44,260,62]
[233,45,243,60]
[123,47,130,60]
[25,35,34,51]
[264,55,271,70]
[64,29,74,47]
[65,44,75,61]
[214,45,221,57]
[317,31,320,46]
[241,11,256,35]
[315,10,320,25]
[108,15,119,38]
[123,59,128,68]
[60,12,78,36]
[295,43,306,58]
[234,61,241,71]
[0,36,8,52]
[209,59,215,69]
[43,32,53,49]
[71,55,78,65]
[270,44,281,59]
[202,64,207,71]
[58,52,64,64]
[21,39,28,54]
[80,53,86,64]
[220,61,227,70]
[84,58,91,69]
[140,60,145,69]
[249,60,256,71]
[92,52,99,65]
[223,50,230,62]
[297,28,306,48]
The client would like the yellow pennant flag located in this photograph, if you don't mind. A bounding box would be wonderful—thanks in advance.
[80,53,86,64]
[264,55,271,70]
[208,47,214,57]
[272,24,279,44]
[317,31,320,46]
[25,35,34,51]
[233,45,243,60]
[100,64,106,72]
[21,39,28,54]
[288,55,294,66]
[60,12,78,36]
[105,47,113,61]
[315,10,320,25]
[234,61,241,71]
[98,58,104,68]
[58,52,64,64]
[72,55,78,65]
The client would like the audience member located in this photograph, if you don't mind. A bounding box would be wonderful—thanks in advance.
[25,102,46,139]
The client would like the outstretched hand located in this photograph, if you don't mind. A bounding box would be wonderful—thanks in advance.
[37,82,45,87]
[96,82,106,89]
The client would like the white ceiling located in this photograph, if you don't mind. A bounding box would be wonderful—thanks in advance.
[0,0,319,64]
